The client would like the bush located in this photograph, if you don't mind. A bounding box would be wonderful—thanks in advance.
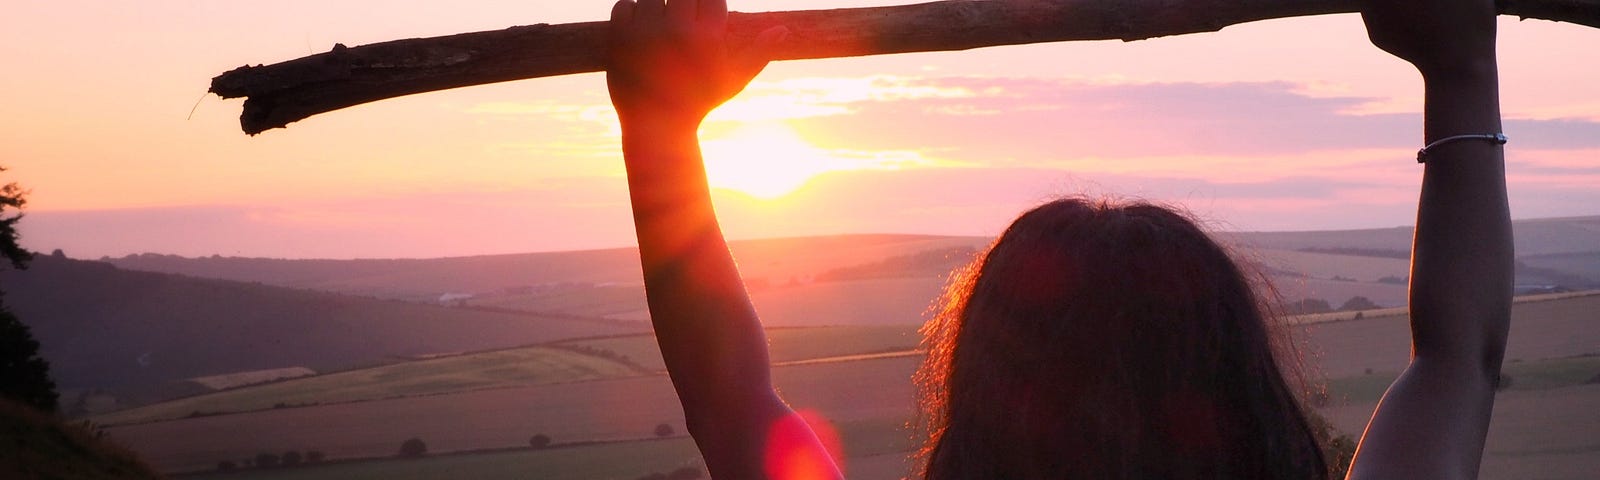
[529,434,552,449]
[654,423,675,438]
[1307,411,1356,479]
[398,438,428,459]
[281,450,302,467]
[1338,296,1380,312]
[254,452,281,468]
[306,450,326,463]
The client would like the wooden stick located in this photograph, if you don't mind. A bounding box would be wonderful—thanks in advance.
[212,0,1600,135]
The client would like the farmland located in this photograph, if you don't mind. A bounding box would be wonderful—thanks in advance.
[93,325,922,426]
[26,220,1596,478]
[107,293,1598,479]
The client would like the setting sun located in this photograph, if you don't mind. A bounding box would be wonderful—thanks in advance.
[700,123,849,199]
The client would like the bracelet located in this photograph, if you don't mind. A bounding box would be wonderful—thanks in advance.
[1416,133,1508,163]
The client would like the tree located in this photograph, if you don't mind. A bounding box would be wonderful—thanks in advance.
[254,452,281,468]
[1338,296,1380,312]
[0,172,53,413]
[398,437,428,458]
[281,450,303,467]
[529,434,552,449]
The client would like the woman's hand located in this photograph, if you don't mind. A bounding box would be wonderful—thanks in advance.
[607,0,788,125]
[1360,0,1498,77]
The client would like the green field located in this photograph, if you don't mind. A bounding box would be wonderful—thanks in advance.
[171,352,1598,480]
[93,325,922,426]
[93,347,647,426]
[112,294,1600,478]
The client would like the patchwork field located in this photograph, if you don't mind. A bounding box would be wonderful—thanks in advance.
[92,347,650,426]
[108,293,1598,478]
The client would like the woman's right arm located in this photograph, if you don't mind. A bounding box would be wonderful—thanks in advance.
[1346,0,1513,478]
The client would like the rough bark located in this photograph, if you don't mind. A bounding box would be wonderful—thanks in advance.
[211,0,1600,134]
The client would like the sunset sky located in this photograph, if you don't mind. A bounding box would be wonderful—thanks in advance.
[4,0,1598,259]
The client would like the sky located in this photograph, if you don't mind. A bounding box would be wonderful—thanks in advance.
[3,0,1598,259]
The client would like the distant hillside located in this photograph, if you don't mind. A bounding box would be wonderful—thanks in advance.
[104,234,991,301]
[1,255,645,408]
[1222,215,1600,257]
[100,218,1599,306]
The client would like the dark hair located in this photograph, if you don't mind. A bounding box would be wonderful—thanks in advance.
[916,197,1327,479]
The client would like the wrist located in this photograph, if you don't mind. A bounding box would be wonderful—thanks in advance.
[1418,56,1498,84]
[619,113,702,148]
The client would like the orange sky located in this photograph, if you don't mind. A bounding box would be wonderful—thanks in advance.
[3,1,1598,258]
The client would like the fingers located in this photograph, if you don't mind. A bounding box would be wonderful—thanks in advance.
[635,0,666,22]
[610,0,636,29]
[734,26,790,84]
[666,0,697,23]
[699,0,728,27]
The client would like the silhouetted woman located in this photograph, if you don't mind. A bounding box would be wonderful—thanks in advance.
[605,0,1511,477]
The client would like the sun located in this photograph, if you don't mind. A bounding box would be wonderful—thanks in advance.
[700,123,845,199]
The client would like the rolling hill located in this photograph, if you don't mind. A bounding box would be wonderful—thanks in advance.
[19,217,1597,413]
[0,255,645,409]
[101,217,1600,305]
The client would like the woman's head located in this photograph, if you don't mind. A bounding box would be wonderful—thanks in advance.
[917,197,1326,479]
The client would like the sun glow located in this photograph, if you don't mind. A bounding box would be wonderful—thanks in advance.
[700,123,854,199]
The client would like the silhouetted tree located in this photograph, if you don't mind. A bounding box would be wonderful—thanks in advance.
[1338,296,1380,312]
[529,434,552,449]
[306,450,326,463]
[281,450,303,466]
[0,173,30,269]
[0,173,53,413]
[398,437,428,458]
[255,452,281,468]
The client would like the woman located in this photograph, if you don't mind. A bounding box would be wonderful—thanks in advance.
[604,0,1511,477]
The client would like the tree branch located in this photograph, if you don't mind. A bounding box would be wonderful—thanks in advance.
[211,0,1600,135]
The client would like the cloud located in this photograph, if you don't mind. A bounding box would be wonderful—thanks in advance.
[788,76,1600,161]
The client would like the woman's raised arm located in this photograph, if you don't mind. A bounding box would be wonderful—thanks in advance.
[607,1,841,478]
[1347,0,1513,477]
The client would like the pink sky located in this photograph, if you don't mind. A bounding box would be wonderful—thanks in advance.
[3,1,1598,259]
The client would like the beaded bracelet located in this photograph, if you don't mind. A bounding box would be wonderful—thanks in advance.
[1416,133,1508,163]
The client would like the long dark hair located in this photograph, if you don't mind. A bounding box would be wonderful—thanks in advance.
[916,197,1327,479]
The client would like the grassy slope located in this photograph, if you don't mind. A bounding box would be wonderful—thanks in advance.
[0,400,162,480]
[90,346,647,426]
[2,255,645,405]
